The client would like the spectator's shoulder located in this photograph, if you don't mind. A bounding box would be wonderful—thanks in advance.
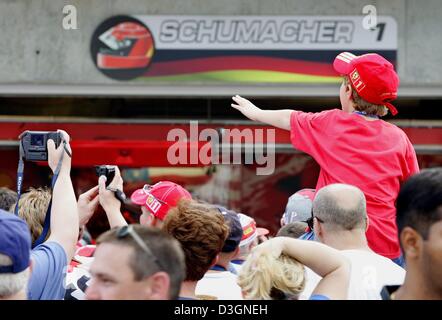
[31,241,67,263]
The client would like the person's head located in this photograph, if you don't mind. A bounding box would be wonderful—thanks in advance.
[237,213,259,260]
[277,222,309,239]
[216,206,243,264]
[14,187,51,243]
[130,181,192,228]
[162,199,229,282]
[86,224,185,300]
[281,188,315,228]
[334,52,399,117]
[238,252,305,300]
[396,168,442,294]
[0,187,17,212]
[0,209,32,300]
[312,184,368,245]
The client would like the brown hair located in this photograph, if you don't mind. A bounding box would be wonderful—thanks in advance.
[276,222,308,239]
[14,188,51,243]
[97,225,186,300]
[0,187,17,212]
[343,76,388,117]
[162,199,229,281]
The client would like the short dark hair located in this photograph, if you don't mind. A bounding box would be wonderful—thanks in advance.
[396,168,442,240]
[313,184,367,231]
[276,222,308,239]
[0,188,17,212]
[97,225,186,299]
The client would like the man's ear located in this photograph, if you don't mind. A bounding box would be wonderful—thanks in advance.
[232,246,240,260]
[144,272,171,300]
[149,213,156,225]
[313,217,324,241]
[346,83,353,100]
[209,254,219,269]
[400,227,422,260]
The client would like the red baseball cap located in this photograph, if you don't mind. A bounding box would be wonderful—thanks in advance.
[333,52,399,115]
[130,181,192,221]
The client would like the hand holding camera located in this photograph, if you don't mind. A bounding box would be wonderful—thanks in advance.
[97,165,126,212]
[19,130,72,175]
[47,130,72,174]
[95,165,116,187]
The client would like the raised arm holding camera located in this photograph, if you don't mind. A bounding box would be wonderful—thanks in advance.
[45,130,79,261]
[97,166,128,228]
[13,130,79,300]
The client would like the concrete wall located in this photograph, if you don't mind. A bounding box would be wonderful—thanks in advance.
[0,0,441,87]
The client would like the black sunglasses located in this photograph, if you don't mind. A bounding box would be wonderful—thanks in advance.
[306,215,325,230]
[116,225,164,271]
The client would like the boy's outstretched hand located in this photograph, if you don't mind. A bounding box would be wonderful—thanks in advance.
[231,95,261,121]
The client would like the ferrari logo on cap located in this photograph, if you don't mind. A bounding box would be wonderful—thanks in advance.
[350,69,366,92]
[351,71,359,80]
[145,194,161,213]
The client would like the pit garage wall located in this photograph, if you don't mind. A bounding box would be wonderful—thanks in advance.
[0,0,441,87]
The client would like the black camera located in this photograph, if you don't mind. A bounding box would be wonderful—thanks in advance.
[95,165,116,187]
[19,131,62,162]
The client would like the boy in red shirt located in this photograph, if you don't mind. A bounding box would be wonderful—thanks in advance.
[231,52,419,263]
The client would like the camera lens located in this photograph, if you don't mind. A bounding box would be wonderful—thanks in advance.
[30,134,45,147]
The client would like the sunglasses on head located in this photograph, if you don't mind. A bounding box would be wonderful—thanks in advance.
[116,225,164,271]
[306,213,325,230]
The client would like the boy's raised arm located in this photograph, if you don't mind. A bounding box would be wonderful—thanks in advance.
[231,95,293,131]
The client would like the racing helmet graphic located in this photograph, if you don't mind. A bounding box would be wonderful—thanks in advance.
[97,22,154,70]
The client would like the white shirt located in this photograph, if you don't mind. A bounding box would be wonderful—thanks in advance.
[230,262,243,274]
[300,249,405,300]
[196,271,243,300]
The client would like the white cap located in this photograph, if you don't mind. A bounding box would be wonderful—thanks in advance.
[238,213,258,248]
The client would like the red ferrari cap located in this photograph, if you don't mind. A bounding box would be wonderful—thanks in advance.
[130,181,192,221]
[333,52,399,115]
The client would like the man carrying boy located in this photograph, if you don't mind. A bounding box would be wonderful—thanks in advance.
[231,52,419,264]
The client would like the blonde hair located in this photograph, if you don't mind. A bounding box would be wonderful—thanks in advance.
[13,187,51,243]
[343,77,388,117]
[237,252,305,300]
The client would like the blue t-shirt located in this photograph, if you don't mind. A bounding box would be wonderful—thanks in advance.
[310,294,330,300]
[28,242,67,300]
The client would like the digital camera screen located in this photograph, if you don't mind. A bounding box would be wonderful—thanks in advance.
[30,134,45,147]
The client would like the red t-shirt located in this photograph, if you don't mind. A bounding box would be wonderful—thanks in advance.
[290,109,419,259]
